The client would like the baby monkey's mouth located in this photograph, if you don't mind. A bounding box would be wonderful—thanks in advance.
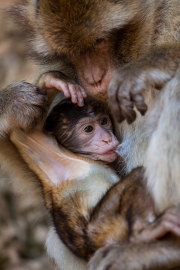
[114,144,122,155]
[105,150,117,155]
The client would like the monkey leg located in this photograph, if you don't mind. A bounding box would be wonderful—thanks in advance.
[37,71,87,106]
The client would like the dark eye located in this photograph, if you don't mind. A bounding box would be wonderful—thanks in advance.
[100,117,108,125]
[84,125,93,133]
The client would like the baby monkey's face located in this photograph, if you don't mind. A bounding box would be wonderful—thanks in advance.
[74,112,119,163]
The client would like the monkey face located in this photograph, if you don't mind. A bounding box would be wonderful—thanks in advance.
[70,40,115,100]
[74,113,119,163]
[28,0,141,99]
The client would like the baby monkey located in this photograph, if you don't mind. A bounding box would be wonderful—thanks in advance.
[44,97,120,165]
[11,97,180,265]
[39,98,180,261]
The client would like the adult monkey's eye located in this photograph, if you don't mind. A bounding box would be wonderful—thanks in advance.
[100,117,108,125]
[84,125,93,133]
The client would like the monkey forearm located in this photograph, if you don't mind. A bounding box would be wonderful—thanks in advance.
[89,237,180,270]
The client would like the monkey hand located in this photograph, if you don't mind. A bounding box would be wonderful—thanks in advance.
[108,63,171,124]
[89,237,180,270]
[0,81,48,136]
[131,207,180,243]
[89,244,130,270]
[89,242,163,270]
[38,71,87,107]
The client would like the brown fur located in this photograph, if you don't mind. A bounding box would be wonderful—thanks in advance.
[10,129,180,269]
[51,167,153,260]
[0,0,180,269]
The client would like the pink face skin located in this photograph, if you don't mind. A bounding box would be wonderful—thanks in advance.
[42,40,115,105]
[75,112,119,163]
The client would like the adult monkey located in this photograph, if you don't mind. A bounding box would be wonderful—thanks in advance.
[12,0,180,208]
[1,0,180,269]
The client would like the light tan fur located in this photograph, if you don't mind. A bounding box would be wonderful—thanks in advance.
[145,68,180,213]
[0,0,180,269]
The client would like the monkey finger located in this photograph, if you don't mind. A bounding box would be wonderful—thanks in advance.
[89,245,120,270]
[69,84,82,106]
[108,85,125,122]
[118,98,136,124]
[132,217,180,243]
[40,73,72,97]
[79,86,87,98]
[163,207,180,218]
[131,223,166,242]
[110,101,125,123]
[157,219,180,238]
[123,107,137,124]
[46,78,71,98]
[74,85,86,106]
[108,78,121,105]
[160,209,180,228]
[131,93,148,116]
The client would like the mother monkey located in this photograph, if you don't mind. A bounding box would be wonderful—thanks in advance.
[1,0,180,270]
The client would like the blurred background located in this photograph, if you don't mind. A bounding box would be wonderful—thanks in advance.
[0,1,52,269]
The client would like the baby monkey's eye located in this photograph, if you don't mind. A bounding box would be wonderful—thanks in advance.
[84,125,94,133]
[100,117,108,125]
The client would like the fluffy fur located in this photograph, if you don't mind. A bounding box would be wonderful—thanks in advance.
[1,0,180,269]
[145,68,180,213]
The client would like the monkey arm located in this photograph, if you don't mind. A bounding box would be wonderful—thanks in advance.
[89,236,180,270]
[0,81,48,137]
[108,44,180,123]
[37,71,87,107]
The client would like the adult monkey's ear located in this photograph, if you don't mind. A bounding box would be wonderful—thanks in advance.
[10,129,91,187]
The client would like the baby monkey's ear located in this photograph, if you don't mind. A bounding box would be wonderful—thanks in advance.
[10,129,91,187]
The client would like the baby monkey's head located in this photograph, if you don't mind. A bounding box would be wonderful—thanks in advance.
[44,97,119,163]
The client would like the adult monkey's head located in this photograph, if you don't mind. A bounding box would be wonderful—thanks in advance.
[13,0,145,100]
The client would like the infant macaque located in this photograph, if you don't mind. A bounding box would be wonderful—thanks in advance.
[36,97,180,261]
[11,96,180,263]
[44,97,120,164]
